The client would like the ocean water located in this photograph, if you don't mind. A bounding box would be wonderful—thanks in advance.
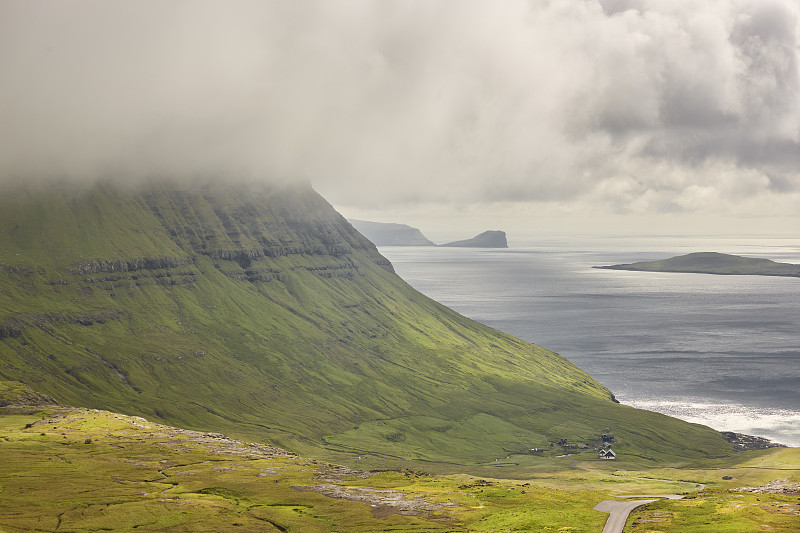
[380,235,800,446]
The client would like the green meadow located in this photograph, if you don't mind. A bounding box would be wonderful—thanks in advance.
[0,398,797,532]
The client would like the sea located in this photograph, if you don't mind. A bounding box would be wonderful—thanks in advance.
[379,234,800,447]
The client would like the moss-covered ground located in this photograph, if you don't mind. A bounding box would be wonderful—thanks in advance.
[0,406,608,532]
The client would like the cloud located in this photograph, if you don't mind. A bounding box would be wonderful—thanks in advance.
[1,0,798,221]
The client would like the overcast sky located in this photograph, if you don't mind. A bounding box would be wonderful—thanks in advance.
[2,1,799,236]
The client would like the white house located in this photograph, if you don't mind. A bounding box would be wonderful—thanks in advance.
[598,448,617,460]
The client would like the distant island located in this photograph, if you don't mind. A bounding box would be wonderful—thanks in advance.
[349,220,508,248]
[440,230,508,248]
[348,219,435,246]
[595,252,800,278]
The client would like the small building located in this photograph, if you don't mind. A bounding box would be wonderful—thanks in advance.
[598,448,617,460]
[601,434,615,442]
[529,448,544,453]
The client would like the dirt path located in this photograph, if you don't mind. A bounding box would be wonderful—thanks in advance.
[621,476,706,491]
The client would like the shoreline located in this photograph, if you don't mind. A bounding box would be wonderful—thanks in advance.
[618,396,800,448]
[719,431,787,451]
[593,264,800,279]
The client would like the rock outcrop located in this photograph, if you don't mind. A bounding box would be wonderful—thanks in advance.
[729,478,800,494]
[720,431,786,451]
[440,230,508,248]
[0,381,58,407]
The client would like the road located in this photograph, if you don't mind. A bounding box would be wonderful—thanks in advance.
[618,475,706,491]
[594,495,683,533]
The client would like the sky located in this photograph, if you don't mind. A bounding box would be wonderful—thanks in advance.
[1,0,799,238]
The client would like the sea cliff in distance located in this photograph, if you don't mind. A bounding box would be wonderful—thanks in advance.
[440,230,508,248]
[348,219,508,248]
[596,252,800,278]
[348,219,435,246]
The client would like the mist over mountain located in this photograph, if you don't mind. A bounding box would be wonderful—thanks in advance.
[2,1,799,235]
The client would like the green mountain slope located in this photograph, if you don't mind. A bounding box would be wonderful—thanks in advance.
[596,252,800,277]
[0,180,731,468]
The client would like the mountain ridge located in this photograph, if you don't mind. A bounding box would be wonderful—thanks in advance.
[0,180,731,469]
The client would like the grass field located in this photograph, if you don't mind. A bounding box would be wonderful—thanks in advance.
[1,401,797,532]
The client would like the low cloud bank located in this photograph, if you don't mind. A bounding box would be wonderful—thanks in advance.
[1,0,798,217]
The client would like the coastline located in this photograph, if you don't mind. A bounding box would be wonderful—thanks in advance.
[719,431,787,451]
[594,264,800,279]
[619,396,800,448]
[380,241,800,449]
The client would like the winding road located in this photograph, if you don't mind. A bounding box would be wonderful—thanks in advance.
[594,495,684,533]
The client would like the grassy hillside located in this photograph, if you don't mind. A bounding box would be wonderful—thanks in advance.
[1,397,797,532]
[597,252,800,278]
[0,180,732,469]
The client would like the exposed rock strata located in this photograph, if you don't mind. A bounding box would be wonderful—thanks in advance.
[0,309,129,338]
[70,256,195,275]
[82,271,198,290]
